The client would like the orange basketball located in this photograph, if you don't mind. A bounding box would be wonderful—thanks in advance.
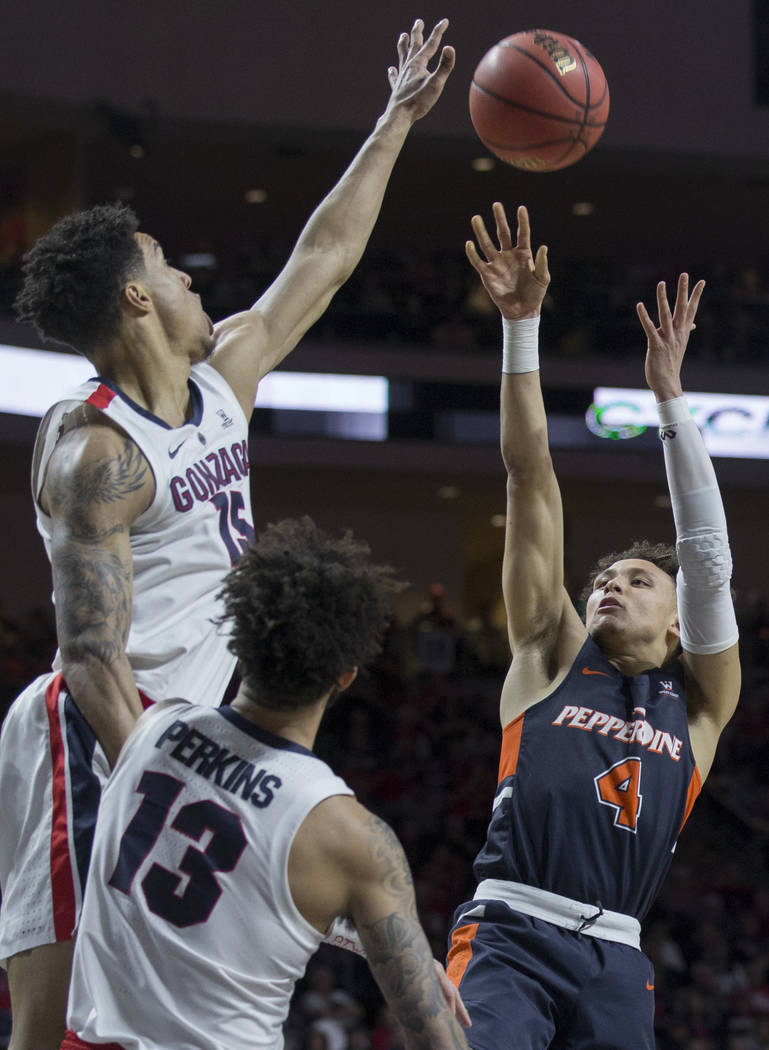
[469,29,610,172]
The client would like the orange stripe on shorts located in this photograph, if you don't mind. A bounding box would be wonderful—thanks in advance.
[446,922,479,987]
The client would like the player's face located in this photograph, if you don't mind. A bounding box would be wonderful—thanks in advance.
[585,559,679,654]
[134,233,214,362]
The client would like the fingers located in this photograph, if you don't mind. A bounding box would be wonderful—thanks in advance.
[671,272,689,327]
[492,201,513,252]
[636,300,657,340]
[534,243,550,285]
[435,44,456,75]
[652,273,705,334]
[470,213,497,262]
[656,280,673,334]
[418,17,449,61]
[465,239,485,275]
[453,989,472,1028]
[676,273,705,328]
[406,18,425,61]
[515,204,530,252]
[432,958,472,1027]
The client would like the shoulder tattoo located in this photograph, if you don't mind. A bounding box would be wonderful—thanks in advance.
[362,812,416,903]
[49,436,149,539]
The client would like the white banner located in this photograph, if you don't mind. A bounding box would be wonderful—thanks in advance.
[0,343,388,417]
[587,387,769,459]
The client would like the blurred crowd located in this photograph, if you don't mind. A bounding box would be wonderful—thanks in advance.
[3,233,769,364]
[1,585,768,1048]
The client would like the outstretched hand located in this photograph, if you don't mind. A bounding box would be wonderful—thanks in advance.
[637,274,705,402]
[385,18,455,124]
[466,203,550,320]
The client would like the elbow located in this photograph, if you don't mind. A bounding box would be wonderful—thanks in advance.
[59,637,125,682]
[502,443,554,484]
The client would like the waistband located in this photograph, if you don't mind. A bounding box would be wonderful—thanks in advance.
[470,878,641,950]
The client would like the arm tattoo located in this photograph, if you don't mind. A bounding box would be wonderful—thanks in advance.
[49,437,148,540]
[54,545,132,663]
[361,912,464,1050]
[362,813,417,908]
[358,815,465,1050]
[46,435,144,665]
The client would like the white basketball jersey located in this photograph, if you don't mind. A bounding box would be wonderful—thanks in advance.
[33,363,253,706]
[68,701,354,1050]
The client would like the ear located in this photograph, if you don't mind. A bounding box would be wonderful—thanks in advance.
[336,667,358,694]
[122,278,153,317]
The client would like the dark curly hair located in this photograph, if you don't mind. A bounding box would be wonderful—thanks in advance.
[218,517,404,710]
[579,539,678,607]
[14,203,145,355]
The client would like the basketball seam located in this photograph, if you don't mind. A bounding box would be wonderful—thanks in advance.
[494,42,602,109]
[470,82,607,128]
[479,133,590,151]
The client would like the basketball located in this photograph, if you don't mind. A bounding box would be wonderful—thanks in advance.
[469,29,610,172]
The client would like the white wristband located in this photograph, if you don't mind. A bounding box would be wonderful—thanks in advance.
[502,316,540,374]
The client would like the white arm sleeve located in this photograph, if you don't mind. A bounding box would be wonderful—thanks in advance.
[657,397,739,655]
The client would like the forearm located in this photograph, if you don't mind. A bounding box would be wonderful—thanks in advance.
[60,651,144,766]
[657,397,738,654]
[500,317,551,476]
[360,914,467,1050]
[290,110,412,275]
[53,540,142,765]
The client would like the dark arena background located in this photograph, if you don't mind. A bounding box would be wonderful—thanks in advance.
[2,1,769,1047]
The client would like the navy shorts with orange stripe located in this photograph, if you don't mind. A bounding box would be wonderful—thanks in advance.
[447,901,655,1050]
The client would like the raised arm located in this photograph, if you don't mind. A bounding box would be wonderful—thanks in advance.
[637,275,741,779]
[209,18,455,417]
[467,204,585,722]
[288,796,469,1050]
[40,420,153,766]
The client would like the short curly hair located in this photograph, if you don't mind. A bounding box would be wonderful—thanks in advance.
[218,517,404,710]
[14,203,145,355]
[579,539,678,607]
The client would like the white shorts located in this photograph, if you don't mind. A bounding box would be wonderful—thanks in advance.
[0,674,110,965]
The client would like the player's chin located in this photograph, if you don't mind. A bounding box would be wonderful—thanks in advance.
[588,618,620,644]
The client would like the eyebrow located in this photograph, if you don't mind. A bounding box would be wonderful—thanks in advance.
[594,566,655,584]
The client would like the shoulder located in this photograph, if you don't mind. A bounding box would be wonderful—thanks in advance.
[41,415,153,520]
[501,611,589,725]
[296,796,403,875]
[207,310,267,370]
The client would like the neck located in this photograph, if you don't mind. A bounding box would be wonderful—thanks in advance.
[93,329,193,427]
[229,687,328,751]
[591,633,671,677]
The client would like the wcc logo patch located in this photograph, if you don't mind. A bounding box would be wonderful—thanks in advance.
[658,680,679,699]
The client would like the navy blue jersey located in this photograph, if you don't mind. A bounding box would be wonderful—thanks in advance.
[473,636,700,920]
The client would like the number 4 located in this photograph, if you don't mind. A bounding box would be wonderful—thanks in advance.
[594,757,642,832]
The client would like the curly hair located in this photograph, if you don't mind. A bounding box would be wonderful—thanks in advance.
[14,203,145,355]
[218,517,404,710]
[579,539,678,607]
